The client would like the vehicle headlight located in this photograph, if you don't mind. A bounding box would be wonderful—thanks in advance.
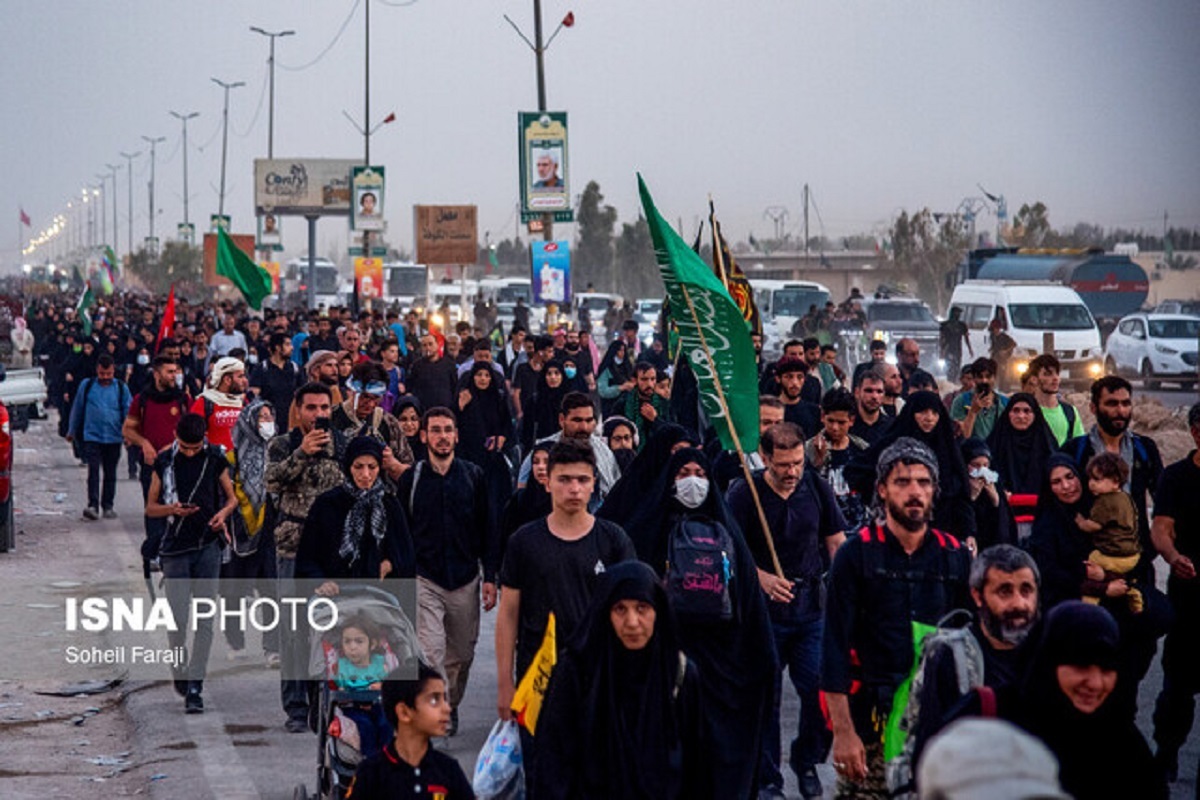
[1013,359,1029,376]
[1089,362,1103,376]
[430,313,444,329]
[873,330,889,343]
[1155,343,1179,355]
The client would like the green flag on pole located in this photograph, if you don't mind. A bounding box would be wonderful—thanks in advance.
[216,227,273,310]
[637,174,760,453]
[76,283,96,336]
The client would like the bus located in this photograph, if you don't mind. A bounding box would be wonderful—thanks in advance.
[282,258,343,309]
[749,279,831,356]
[382,263,428,310]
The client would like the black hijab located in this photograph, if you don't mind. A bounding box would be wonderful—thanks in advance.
[537,561,691,800]
[1026,454,1096,610]
[393,395,425,462]
[1016,602,1166,800]
[526,359,568,443]
[597,423,697,528]
[987,392,1057,495]
[597,339,633,386]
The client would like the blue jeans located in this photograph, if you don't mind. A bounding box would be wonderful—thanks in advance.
[760,588,829,791]
[161,540,222,683]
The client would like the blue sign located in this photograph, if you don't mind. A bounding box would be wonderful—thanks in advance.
[530,240,571,305]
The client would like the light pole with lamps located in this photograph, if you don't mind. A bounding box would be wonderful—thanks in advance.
[169,111,200,244]
[211,78,245,223]
[249,27,294,159]
[93,180,107,246]
[105,163,119,255]
[119,150,141,259]
[141,135,166,252]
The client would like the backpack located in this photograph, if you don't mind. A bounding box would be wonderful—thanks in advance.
[76,376,131,437]
[665,516,735,622]
[885,609,988,798]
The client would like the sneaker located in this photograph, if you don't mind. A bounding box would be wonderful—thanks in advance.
[264,652,281,669]
[185,689,204,714]
[285,717,309,734]
[226,648,249,661]
[82,507,99,521]
[173,678,189,697]
[1156,749,1178,783]
[797,765,823,799]
[448,707,459,737]
[102,509,118,520]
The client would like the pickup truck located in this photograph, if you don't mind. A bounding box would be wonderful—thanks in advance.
[0,364,48,432]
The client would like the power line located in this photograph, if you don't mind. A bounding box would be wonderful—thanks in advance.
[233,66,270,138]
[278,0,361,72]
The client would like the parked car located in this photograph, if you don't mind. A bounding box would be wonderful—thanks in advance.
[633,299,662,345]
[0,364,47,432]
[1152,299,1200,317]
[1104,313,1199,390]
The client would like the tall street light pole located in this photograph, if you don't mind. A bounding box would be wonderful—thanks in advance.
[169,111,200,244]
[141,135,165,251]
[105,163,119,255]
[119,151,140,258]
[93,178,107,246]
[250,27,294,159]
[212,78,245,222]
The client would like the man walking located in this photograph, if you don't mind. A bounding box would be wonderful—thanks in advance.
[618,362,670,447]
[68,354,132,520]
[250,332,300,426]
[192,356,247,452]
[397,407,497,735]
[1026,353,1085,446]
[266,382,348,732]
[408,333,459,412]
[727,422,847,799]
[850,368,893,446]
[822,438,971,797]
[210,313,248,358]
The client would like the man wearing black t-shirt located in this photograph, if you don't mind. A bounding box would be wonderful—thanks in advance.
[496,439,636,789]
[1151,403,1200,784]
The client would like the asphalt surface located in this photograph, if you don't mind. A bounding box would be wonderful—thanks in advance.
[3,411,1199,799]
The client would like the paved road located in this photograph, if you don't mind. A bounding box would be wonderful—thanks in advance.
[5,413,1199,799]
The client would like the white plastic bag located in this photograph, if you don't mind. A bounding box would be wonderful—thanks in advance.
[473,719,525,800]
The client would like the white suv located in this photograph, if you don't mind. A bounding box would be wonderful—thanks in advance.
[1104,313,1199,390]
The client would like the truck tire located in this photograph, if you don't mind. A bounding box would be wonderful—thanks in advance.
[0,500,13,553]
[10,405,30,433]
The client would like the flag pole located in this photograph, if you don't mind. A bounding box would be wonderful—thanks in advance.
[708,196,729,288]
[679,282,785,579]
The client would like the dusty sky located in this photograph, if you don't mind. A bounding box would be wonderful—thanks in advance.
[4,0,1199,265]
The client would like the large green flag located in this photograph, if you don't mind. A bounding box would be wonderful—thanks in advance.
[638,175,760,453]
[75,284,96,336]
[216,227,273,310]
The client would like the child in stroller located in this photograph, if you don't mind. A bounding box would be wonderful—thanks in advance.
[332,615,393,758]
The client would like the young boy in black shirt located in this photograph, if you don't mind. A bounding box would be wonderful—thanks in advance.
[346,663,474,799]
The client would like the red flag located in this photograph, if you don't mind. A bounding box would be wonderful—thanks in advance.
[562,11,575,27]
[155,286,176,353]
[19,208,31,227]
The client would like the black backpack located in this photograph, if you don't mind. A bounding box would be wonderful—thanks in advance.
[665,516,735,622]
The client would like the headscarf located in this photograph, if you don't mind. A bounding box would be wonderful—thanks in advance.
[597,340,633,386]
[459,362,508,462]
[526,359,568,443]
[542,561,684,799]
[987,392,1057,495]
[202,356,245,407]
[393,395,425,462]
[597,423,697,527]
[1014,602,1164,799]
[232,399,272,514]
[339,437,387,569]
[1027,454,1096,609]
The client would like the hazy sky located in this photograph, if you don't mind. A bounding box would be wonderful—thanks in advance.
[4,0,1199,265]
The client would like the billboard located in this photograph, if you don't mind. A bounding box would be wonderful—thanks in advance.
[350,166,386,232]
[531,240,571,305]
[254,159,356,216]
[413,205,478,265]
[354,257,383,300]
[519,112,572,221]
[257,213,283,250]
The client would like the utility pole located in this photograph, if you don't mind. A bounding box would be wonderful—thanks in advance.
[93,179,107,246]
[119,150,140,258]
[212,78,245,221]
[803,183,810,257]
[141,135,165,251]
[250,26,294,159]
[105,163,119,254]
[169,111,200,244]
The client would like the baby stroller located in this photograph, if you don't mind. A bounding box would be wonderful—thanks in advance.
[293,584,422,800]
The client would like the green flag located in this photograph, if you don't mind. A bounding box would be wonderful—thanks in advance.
[637,175,760,453]
[76,284,96,336]
[216,227,273,310]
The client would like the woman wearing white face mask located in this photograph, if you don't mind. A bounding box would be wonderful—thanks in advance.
[222,399,282,664]
[625,447,776,799]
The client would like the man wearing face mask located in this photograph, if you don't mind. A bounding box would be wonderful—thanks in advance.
[726,422,847,800]
[124,356,191,564]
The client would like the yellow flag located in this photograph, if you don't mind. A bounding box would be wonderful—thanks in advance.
[511,613,556,735]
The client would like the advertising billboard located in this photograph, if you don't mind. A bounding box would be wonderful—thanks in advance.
[253,159,356,216]
[413,205,478,265]
[531,240,571,305]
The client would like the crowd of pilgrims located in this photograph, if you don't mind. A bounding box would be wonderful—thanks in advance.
[23,289,1199,799]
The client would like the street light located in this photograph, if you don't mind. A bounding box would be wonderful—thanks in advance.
[169,111,200,243]
[105,163,119,254]
[119,150,141,259]
[94,178,108,246]
[141,135,166,251]
[249,26,294,159]
[211,78,245,222]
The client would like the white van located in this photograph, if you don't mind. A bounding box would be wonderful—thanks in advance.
[749,279,831,357]
[427,279,479,327]
[947,281,1103,387]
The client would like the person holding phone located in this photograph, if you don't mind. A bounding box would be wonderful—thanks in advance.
[145,412,239,714]
[951,357,1010,440]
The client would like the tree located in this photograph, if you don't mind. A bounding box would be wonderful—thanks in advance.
[614,215,660,299]
[889,208,968,312]
[574,181,617,290]
[126,242,203,295]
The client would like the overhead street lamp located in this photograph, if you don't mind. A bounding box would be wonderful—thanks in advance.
[105,163,120,254]
[142,135,166,251]
[170,110,200,244]
[250,26,294,159]
[119,150,141,259]
[211,78,245,222]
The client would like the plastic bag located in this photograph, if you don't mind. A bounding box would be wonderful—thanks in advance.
[473,719,525,800]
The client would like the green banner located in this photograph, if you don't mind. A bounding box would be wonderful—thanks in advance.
[638,175,760,453]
